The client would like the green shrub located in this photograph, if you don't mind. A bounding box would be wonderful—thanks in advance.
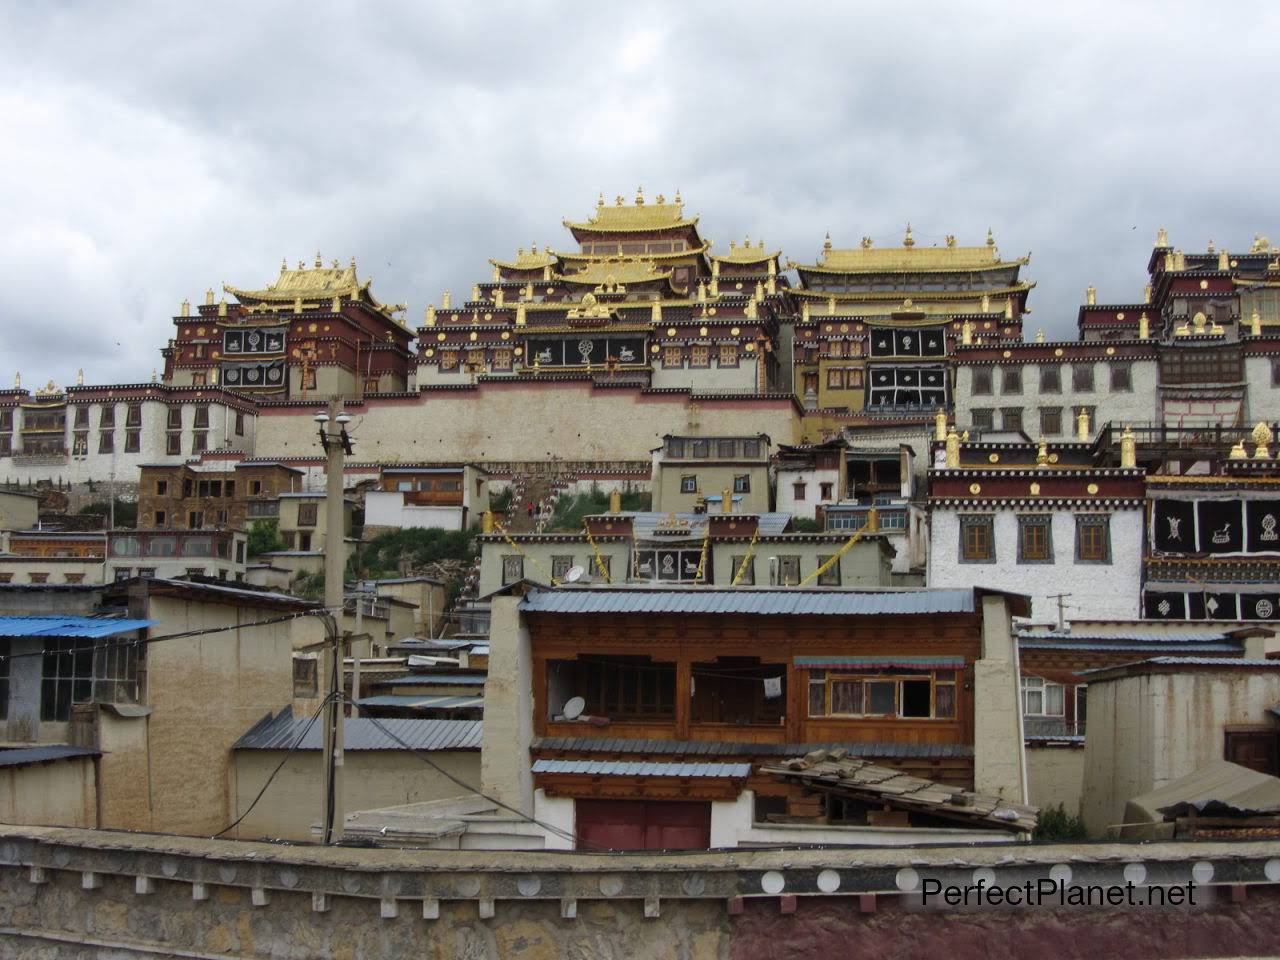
[246,519,285,558]
[1033,802,1087,842]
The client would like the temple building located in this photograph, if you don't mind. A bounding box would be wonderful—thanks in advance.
[788,227,1032,414]
[163,255,414,399]
[415,191,788,395]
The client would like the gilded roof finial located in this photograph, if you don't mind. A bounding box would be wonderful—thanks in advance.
[1139,312,1150,339]
[314,251,322,268]
[181,298,190,317]
[981,293,991,313]
[1207,239,1215,254]
[1252,421,1274,459]
[1004,298,1014,319]
[597,192,605,208]
[945,426,961,468]
[1035,329,1045,342]
[1086,284,1097,306]
[635,185,644,205]
[823,231,832,253]
[655,193,665,204]
[425,304,436,326]
[531,242,538,254]
[205,288,215,306]
[76,368,84,386]
[1120,425,1137,468]
[860,235,872,249]
[1252,308,1262,336]
[217,297,228,318]
[442,290,452,309]
[281,257,288,271]
[1229,440,1248,460]
[945,234,956,248]
[1156,227,1169,247]
[986,228,995,248]
[13,372,19,389]
[350,256,357,269]
[674,189,682,206]
[961,319,973,345]
[1218,248,1229,271]
[1076,407,1091,441]
[1036,438,1049,467]
[297,260,305,270]
[903,223,915,248]
[728,239,736,250]
[151,369,157,383]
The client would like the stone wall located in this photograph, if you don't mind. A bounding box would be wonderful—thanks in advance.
[1,826,1279,960]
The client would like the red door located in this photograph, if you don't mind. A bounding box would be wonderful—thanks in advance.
[575,799,712,851]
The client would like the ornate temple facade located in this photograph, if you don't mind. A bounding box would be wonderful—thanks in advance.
[163,256,414,399]
[788,227,1031,415]
[414,190,788,395]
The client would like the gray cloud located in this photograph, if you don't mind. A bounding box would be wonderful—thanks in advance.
[1,0,1277,386]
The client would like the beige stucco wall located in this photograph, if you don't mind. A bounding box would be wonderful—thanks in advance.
[1026,745,1085,816]
[103,594,297,836]
[229,749,479,841]
[477,539,632,596]
[652,464,771,514]
[0,492,39,530]
[1081,669,1280,837]
[253,384,799,463]
[481,597,533,814]
[0,757,96,828]
[972,595,1026,802]
[373,580,447,637]
[0,558,103,585]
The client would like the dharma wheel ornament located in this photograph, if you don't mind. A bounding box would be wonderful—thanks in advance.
[1252,421,1274,459]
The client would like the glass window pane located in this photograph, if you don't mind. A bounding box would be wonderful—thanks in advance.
[866,680,896,715]
[935,683,956,718]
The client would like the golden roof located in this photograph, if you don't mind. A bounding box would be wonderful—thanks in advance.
[790,283,1033,301]
[711,240,781,265]
[554,243,708,262]
[224,256,405,320]
[558,259,674,286]
[795,231,1026,273]
[563,190,697,234]
[489,248,558,271]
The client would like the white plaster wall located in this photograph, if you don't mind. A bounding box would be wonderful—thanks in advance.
[928,507,1143,622]
[532,789,575,851]
[953,360,1160,435]
[649,357,761,392]
[364,492,464,531]
[480,597,534,814]
[775,466,839,522]
[1245,357,1280,422]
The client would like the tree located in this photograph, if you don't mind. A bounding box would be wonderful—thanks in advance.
[246,519,285,558]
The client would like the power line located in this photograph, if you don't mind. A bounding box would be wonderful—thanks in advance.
[0,610,326,665]
[212,692,335,839]
[337,695,588,849]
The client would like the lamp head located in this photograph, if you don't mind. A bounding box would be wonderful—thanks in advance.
[313,411,330,423]
[335,412,352,424]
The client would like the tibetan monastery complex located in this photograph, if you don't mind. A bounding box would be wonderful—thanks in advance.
[2,195,1279,478]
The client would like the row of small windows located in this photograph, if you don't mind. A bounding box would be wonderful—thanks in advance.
[970,405,1095,435]
[959,514,1112,564]
[680,474,751,493]
[666,438,765,459]
[970,363,1131,396]
[500,553,843,587]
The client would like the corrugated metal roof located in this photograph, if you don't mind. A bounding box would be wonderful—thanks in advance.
[1019,640,1241,653]
[629,511,792,543]
[0,745,100,767]
[1017,626,1236,643]
[234,710,482,751]
[531,759,751,778]
[533,737,973,760]
[0,616,155,639]
[389,673,487,686]
[519,587,976,617]
[357,695,483,710]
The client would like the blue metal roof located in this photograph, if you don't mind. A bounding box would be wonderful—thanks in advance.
[531,759,751,778]
[0,745,100,767]
[235,709,482,751]
[519,587,976,617]
[0,616,155,639]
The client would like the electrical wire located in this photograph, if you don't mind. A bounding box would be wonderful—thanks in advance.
[212,692,336,839]
[336,695,591,849]
[0,609,327,665]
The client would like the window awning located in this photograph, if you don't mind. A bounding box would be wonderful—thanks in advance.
[794,655,964,671]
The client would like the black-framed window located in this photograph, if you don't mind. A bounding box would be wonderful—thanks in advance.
[971,408,994,431]
[691,440,709,458]
[501,555,523,585]
[1072,363,1095,392]
[1039,364,1062,393]
[959,515,995,563]
[718,439,736,458]
[1040,407,1062,435]
[98,430,113,454]
[551,555,575,581]
[124,430,140,453]
[1001,408,1023,432]
[667,438,684,458]
[733,474,750,493]
[1002,367,1023,395]
[742,439,762,458]
[816,555,841,586]
[680,475,697,493]
[775,556,801,585]
[1017,515,1054,563]
[1110,363,1133,392]
[731,555,755,585]
[972,369,993,395]
[1076,514,1112,564]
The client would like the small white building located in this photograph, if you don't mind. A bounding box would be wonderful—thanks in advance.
[364,464,489,532]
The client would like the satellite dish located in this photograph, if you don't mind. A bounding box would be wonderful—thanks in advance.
[563,696,586,720]
[563,565,585,583]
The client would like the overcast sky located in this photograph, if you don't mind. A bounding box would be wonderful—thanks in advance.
[2,1,1277,387]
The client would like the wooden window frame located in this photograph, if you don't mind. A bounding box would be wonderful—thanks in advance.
[1017,515,1054,564]
[959,515,995,563]
[1075,514,1111,564]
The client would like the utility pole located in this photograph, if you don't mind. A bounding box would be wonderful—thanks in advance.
[1048,593,1071,631]
[316,396,352,845]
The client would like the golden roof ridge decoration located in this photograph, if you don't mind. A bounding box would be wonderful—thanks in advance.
[489,246,559,271]
[553,242,710,262]
[711,237,781,264]
[558,258,675,286]
[223,256,403,321]
[563,191,696,233]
